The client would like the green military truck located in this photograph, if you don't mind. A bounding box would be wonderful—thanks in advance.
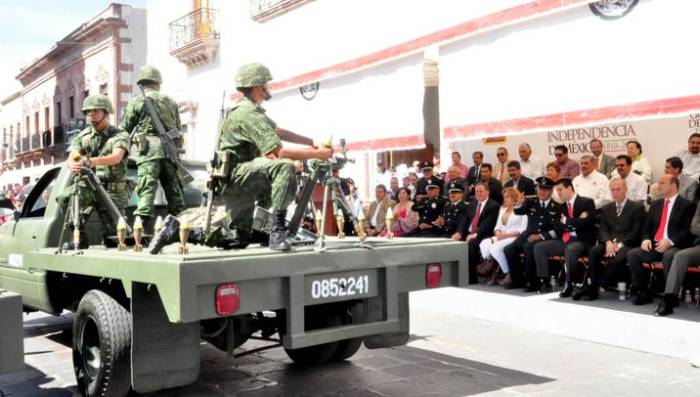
[0,162,468,396]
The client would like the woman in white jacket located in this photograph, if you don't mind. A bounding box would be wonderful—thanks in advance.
[479,187,527,287]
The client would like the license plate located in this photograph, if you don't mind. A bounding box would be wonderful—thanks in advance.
[304,270,378,304]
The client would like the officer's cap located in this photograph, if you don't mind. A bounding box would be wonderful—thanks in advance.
[426,179,440,189]
[420,160,434,172]
[535,176,555,189]
[448,182,464,193]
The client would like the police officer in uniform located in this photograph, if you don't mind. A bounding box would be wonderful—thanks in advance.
[58,95,130,250]
[120,65,186,229]
[416,160,444,198]
[409,180,447,237]
[436,182,469,238]
[503,177,562,290]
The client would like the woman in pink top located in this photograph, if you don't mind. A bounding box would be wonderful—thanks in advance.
[380,187,418,237]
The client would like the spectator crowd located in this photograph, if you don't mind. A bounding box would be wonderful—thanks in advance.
[351,133,700,318]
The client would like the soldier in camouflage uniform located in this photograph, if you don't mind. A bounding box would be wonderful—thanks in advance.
[57,95,130,250]
[148,63,331,253]
[120,65,186,228]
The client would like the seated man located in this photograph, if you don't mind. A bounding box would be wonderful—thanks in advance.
[613,155,648,203]
[627,174,695,306]
[504,177,561,290]
[532,178,596,297]
[409,182,447,237]
[651,157,698,203]
[364,184,395,237]
[479,163,503,205]
[572,154,611,209]
[655,201,700,316]
[588,178,645,294]
[504,160,536,198]
[434,182,469,238]
[453,182,499,284]
[417,160,444,197]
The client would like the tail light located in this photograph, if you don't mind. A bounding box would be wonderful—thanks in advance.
[426,263,442,288]
[216,283,240,316]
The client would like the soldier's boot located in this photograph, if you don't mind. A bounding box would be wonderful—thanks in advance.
[269,210,292,252]
[148,215,180,254]
[62,227,89,251]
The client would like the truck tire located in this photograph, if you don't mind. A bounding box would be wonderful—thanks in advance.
[72,290,132,397]
[284,303,362,365]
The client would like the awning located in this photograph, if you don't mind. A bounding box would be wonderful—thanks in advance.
[264,53,425,152]
[439,0,700,142]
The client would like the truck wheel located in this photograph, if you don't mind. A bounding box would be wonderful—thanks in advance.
[72,290,132,397]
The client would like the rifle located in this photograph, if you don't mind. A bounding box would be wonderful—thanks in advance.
[204,90,228,233]
[72,175,81,248]
[77,162,133,235]
[137,84,194,183]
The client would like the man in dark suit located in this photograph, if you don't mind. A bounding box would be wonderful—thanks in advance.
[532,178,597,297]
[656,202,700,316]
[590,138,616,177]
[453,182,499,284]
[417,160,444,198]
[504,160,536,197]
[467,151,484,187]
[587,178,645,298]
[479,163,503,205]
[504,177,561,290]
[627,174,696,306]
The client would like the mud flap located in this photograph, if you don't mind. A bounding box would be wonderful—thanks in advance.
[363,292,410,349]
[131,283,200,394]
[0,291,24,374]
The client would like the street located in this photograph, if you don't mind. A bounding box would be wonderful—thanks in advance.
[3,288,700,396]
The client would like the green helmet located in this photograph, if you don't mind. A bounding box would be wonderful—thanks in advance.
[137,65,162,85]
[235,63,273,88]
[82,95,114,114]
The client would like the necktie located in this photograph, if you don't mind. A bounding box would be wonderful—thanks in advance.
[470,202,482,233]
[499,165,505,182]
[562,202,573,243]
[597,157,602,172]
[654,199,671,241]
[540,201,545,209]
[616,203,622,217]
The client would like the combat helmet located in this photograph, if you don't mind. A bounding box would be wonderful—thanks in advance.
[235,63,273,88]
[137,65,162,85]
[82,95,114,114]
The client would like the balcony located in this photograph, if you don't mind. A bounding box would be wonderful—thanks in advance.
[31,134,41,150]
[250,0,312,22]
[21,138,29,153]
[169,8,219,68]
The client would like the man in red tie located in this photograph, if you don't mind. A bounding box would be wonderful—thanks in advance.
[532,178,596,296]
[456,182,499,284]
[627,174,696,306]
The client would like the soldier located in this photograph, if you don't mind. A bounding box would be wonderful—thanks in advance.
[120,65,186,228]
[434,181,469,238]
[409,181,447,237]
[57,95,130,250]
[503,177,562,290]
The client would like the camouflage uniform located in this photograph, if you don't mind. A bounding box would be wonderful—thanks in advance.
[57,124,130,232]
[216,96,296,241]
[120,66,186,218]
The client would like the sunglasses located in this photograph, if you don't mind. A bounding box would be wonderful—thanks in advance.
[497,153,506,157]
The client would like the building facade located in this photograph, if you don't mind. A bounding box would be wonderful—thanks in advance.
[0,3,146,186]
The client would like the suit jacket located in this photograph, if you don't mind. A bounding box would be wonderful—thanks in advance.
[504,176,536,197]
[598,200,645,247]
[467,164,483,186]
[493,162,511,184]
[458,198,499,240]
[485,177,503,205]
[554,195,597,245]
[597,153,616,177]
[364,197,395,234]
[642,196,696,248]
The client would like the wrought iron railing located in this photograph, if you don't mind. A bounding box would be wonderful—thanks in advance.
[169,8,219,52]
[31,134,41,150]
[21,137,29,153]
[250,0,310,20]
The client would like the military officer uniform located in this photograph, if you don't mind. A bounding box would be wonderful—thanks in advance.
[57,96,130,248]
[440,182,469,237]
[417,161,444,197]
[120,65,186,223]
[409,181,447,237]
[503,177,562,289]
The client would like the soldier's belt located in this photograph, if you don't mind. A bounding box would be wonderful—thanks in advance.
[103,181,129,192]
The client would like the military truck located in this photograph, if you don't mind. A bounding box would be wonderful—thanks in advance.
[0,161,468,396]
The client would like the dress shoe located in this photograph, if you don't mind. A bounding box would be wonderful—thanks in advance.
[539,283,553,294]
[572,289,585,301]
[582,289,598,301]
[559,285,574,298]
[499,273,513,288]
[654,294,677,316]
[523,282,539,293]
[632,291,653,306]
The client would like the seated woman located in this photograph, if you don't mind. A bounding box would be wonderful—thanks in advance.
[479,187,527,287]
[546,161,562,203]
[380,187,418,237]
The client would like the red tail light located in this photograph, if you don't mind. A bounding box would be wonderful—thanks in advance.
[426,263,442,288]
[216,283,240,316]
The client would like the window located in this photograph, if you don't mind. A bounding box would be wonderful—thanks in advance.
[56,102,62,125]
[69,96,75,118]
[23,167,59,218]
[34,112,39,134]
[44,107,50,131]
[25,116,30,135]
[99,84,108,95]
[83,90,90,101]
